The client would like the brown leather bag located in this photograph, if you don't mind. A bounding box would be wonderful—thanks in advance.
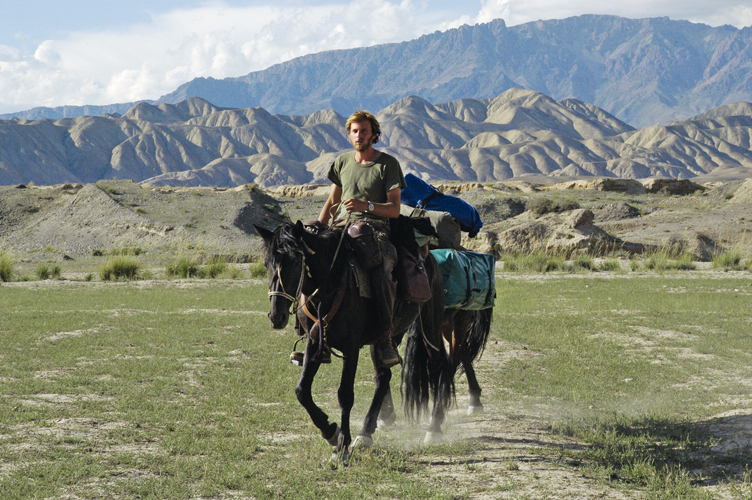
[395,245,432,304]
[347,221,382,269]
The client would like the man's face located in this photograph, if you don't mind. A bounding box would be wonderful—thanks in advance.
[348,120,374,152]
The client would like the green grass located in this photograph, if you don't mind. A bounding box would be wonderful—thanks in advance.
[0,247,12,281]
[109,246,144,256]
[35,263,62,280]
[248,259,267,278]
[202,256,227,278]
[0,275,750,499]
[712,249,745,270]
[166,255,201,278]
[99,256,141,281]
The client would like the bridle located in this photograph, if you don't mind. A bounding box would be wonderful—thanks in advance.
[268,248,307,315]
[266,224,349,361]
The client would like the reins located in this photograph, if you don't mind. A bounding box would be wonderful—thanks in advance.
[267,220,351,361]
[267,248,307,314]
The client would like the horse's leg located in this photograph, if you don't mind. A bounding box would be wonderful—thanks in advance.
[377,383,397,429]
[354,345,393,448]
[371,343,397,429]
[462,352,484,414]
[295,340,340,450]
[334,348,360,462]
[424,302,454,445]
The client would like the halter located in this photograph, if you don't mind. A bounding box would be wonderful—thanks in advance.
[267,248,307,314]
[267,224,349,361]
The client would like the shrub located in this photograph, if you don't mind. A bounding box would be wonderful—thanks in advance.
[166,256,200,278]
[712,249,744,270]
[248,260,267,279]
[36,264,50,280]
[203,257,228,279]
[528,196,580,216]
[227,267,244,279]
[674,253,696,271]
[504,253,564,273]
[100,257,140,281]
[599,259,621,272]
[0,248,13,282]
[110,247,143,256]
[571,255,595,272]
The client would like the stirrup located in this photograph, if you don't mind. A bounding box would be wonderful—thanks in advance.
[289,348,331,366]
[377,341,401,368]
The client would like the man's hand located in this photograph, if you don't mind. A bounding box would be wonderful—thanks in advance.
[342,198,367,213]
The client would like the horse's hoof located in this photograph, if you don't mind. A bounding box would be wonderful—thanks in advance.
[377,412,397,429]
[467,404,484,416]
[424,431,443,445]
[329,448,350,465]
[325,425,341,447]
[352,435,373,449]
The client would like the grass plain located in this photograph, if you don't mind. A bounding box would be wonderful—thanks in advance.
[1,269,751,499]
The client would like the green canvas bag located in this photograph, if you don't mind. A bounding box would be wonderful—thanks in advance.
[430,249,496,310]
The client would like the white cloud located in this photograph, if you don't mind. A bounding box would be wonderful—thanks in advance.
[0,1,445,113]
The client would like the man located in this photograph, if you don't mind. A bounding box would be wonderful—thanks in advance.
[317,110,406,367]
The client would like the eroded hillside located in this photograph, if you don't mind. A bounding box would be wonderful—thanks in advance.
[3,89,752,189]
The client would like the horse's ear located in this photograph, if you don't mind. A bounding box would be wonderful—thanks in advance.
[254,224,274,242]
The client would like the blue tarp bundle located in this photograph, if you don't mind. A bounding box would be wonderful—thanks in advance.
[401,173,483,237]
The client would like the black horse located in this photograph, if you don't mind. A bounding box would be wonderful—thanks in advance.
[256,221,453,461]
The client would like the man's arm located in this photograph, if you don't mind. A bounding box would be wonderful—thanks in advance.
[341,187,401,219]
[318,184,342,224]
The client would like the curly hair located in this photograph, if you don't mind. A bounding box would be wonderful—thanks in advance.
[346,110,381,144]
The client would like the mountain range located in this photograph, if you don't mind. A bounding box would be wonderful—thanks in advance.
[3,15,752,130]
[2,88,752,188]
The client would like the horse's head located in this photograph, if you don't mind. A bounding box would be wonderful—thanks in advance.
[255,221,309,329]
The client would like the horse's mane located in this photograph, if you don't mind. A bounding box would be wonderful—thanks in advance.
[265,222,345,269]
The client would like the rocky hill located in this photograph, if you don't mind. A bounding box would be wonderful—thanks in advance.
[2,178,751,266]
[3,89,752,188]
[5,15,752,129]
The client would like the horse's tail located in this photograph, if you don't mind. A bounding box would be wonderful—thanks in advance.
[402,314,454,423]
[461,308,493,370]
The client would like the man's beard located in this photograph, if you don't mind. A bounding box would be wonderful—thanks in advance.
[352,137,374,151]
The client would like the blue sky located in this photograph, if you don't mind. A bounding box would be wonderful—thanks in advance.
[1,0,751,114]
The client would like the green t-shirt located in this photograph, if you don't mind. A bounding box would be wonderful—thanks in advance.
[327,151,407,220]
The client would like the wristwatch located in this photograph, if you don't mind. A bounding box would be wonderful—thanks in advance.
[367,201,374,212]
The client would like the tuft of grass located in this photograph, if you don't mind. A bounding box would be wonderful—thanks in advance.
[712,249,744,271]
[598,259,621,272]
[248,260,267,279]
[100,256,140,281]
[563,255,595,273]
[36,263,53,280]
[227,267,244,279]
[642,249,696,272]
[528,196,580,216]
[203,257,228,279]
[109,246,144,256]
[0,247,13,282]
[166,256,201,279]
